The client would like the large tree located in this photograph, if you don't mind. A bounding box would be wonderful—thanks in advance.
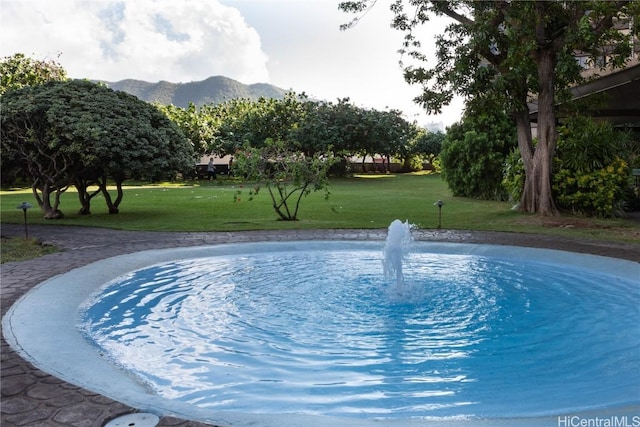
[367,108,416,172]
[412,128,444,167]
[0,53,69,187]
[340,1,638,215]
[53,80,194,214]
[1,80,194,217]
[1,84,74,218]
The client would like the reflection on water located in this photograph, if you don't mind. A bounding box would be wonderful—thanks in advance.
[80,247,640,419]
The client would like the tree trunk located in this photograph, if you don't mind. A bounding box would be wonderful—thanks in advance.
[96,175,123,214]
[99,185,119,214]
[401,155,411,172]
[32,181,65,219]
[267,184,292,220]
[74,178,98,215]
[74,170,103,215]
[112,179,125,211]
[519,47,558,215]
[77,190,91,215]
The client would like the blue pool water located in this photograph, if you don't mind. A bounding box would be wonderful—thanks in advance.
[79,244,640,420]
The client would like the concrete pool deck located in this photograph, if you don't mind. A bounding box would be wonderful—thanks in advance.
[1,224,639,427]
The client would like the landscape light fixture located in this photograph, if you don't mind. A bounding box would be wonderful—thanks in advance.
[434,199,444,229]
[17,202,32,239]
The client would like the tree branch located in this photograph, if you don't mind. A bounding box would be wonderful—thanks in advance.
[433,1,474,27]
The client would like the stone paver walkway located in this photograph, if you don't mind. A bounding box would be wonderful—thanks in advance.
[2,224,639,427]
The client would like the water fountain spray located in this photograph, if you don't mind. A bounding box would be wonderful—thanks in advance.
[383,219,412,284]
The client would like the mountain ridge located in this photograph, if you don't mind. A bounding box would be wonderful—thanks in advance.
[103,75,289,107]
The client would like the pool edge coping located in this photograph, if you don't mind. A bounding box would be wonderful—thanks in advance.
[4,239,639,427]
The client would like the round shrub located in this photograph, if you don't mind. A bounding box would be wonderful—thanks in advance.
[440,111,516,200]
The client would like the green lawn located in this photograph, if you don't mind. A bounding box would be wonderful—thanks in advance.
[1,173,638,243]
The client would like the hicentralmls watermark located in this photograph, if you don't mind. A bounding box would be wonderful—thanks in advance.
[557,415,640,427]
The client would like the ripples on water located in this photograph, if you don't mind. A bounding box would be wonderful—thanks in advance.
[79,247,640,419]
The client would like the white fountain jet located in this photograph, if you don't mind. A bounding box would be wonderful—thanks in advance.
[383,219,412,285]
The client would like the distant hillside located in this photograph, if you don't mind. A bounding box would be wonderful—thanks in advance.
[103,76,289,107]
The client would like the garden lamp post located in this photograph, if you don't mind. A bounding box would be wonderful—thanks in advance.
[17,202,32,239]
[434,200,444,229]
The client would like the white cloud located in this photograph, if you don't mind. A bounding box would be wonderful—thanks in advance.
[225,0,463,125]
[1,0,269,83]
[1,1,102,67]
[1,0,463,125]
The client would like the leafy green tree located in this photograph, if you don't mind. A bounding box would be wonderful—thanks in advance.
[340,1,639,215]
[440,108,516,200]
[1,80,194,217]
[0,53,68,95]
[367,109,416,172]
[205,93,305,156]
[355,108,387,172]
[0,53,69,186]
[159,94,417,178]
[157,103,212,160]
[1,85,74,218]
[290,99,344,156]
[306,102,413,173]
[233,139,336,221]
[57,81,194,214]
[291,98,392,174]
[412,129,444,167]
[201,99,254,156]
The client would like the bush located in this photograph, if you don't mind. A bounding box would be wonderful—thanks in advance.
[402,155,424,172]
[430,157,442,173]
[553,117,633,217]
[233,139,336,221]
[440,110,516,200]
[502,147,525,204]
[553,157,629,217]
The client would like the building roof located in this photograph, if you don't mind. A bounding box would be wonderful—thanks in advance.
[529,63,640,128]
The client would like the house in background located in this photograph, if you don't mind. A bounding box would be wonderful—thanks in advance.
[529,14,640,132]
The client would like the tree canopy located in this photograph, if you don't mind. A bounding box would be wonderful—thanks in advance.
[163,94,424,173]
[0,53,68,95]
[1,79,194,217]
[233,139,336,221]
[340,0,639,215]
[162,95,427,220]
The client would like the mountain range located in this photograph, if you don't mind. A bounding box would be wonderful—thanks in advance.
[103,76,289,108]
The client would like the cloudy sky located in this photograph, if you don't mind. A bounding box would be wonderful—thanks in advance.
[0,0,464,127]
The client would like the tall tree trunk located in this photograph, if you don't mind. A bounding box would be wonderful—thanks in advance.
[514,109,534,172]
[520,47,558,215]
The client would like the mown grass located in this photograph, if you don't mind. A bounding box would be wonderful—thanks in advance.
[1,173,638,243]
